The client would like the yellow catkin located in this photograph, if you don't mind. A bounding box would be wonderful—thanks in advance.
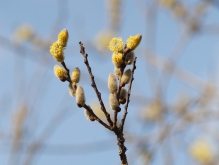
[58,29,69,47]
[119,87,127,104]
[50,41,65,62]
[54,65,68,81]
[71,67,80,85]
[13,24,35,43]
[108,73,118,94]
[126,34,142,51]
[84,106,95,121]
[76,85,86,107]
[112,53,123,68]
[108,37,124,53]
[190,139,214,164]
[109,93,121,112]
[125,51,135,65]
[159,0,175,8]
[121,69,132,86]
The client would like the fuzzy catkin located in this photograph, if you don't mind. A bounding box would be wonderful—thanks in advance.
[71,67,80,85]
[126,34,142,51]
[84,106,95,121]
[68,83,76,97]
[50,41,65,62]
[125,51,135,65]
[76,85,86,107]
[108,73,118,94]
[54,65,68,81]
[112,53,123,68]
[114,67,122,79]
[119,87,127,104]
[121,69,132,86]
[58,29,68,47]
[109,93,121,112]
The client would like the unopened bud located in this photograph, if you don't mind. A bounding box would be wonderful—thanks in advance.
[58,29,68,47]
[109,93,121,112]
[108,73,118,94]
[54,65,68,82]
[114,67,122,79]
[84,106,95,121]
[71,67,80,85]
[125,51,135,65]
[50,41,65,62]
[121,69,132,86]
[112,53,123,68]
[76,85,86,107]
[119,87,127,104]
[68,83,76,97]
[126,34,142,51]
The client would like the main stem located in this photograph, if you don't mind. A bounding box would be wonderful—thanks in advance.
[113,127,128,165]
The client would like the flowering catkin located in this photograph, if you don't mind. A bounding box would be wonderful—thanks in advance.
[125,51,135,65]
[109,93,121,112]
[71,67,80,85]
[76,85,86,107]
[108,73,118,94]
[50,41,65,62]
[54,65,68,82]
[121,69,132,86]
[126,34,142,51]
[58,29,69,47]
[108,37,124,53]
[119,87,127,104]
[112,53,123,68]
[84,106,95,121]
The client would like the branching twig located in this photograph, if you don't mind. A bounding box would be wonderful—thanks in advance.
[83,104,111,130]
[79,41,113,127]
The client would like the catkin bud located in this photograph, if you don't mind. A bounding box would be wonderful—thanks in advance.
[114,67,122,79]
[121,69,132,86]
[126,34,142,51]
[119,87,127,104]
[84,106,95,121]
[50,41,65,62]
[58,29,68,47]
[108,73,118,94]
[125,51,135,65]
[68,83,76,97]
[109,93,121,112]
[54,65,68,82]
[112,53,123,68]
[76,85,86,107]
[71,67,80,85]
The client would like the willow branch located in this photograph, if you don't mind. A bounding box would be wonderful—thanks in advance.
[79,41,113,127]
[83,104,111,130]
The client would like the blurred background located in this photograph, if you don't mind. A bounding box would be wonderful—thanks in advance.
[1,0,219,164]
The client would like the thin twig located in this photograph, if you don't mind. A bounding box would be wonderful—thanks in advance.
[79,41,113,127]
[83,104,111,130]
[119,57,137,131]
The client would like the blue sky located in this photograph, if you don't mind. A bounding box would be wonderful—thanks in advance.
[1,0,219,165]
